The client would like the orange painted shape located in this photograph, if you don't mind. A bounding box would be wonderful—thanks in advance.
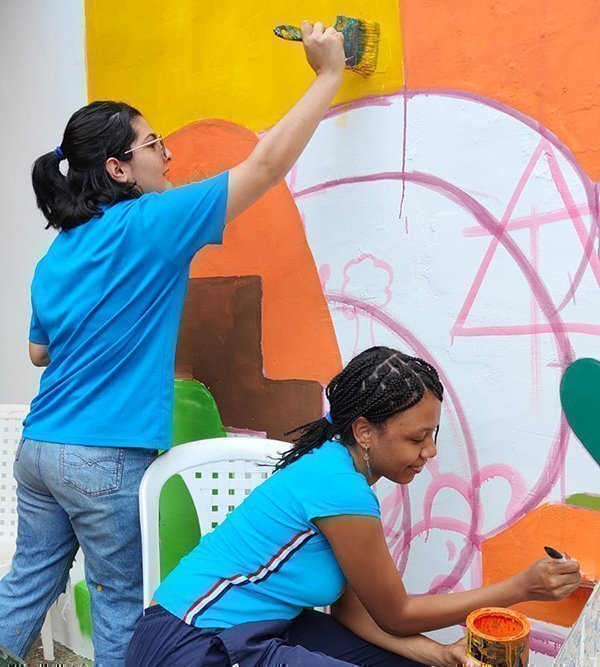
[165,120,341,384]
[402,0,600,181]
[481,503,600,626]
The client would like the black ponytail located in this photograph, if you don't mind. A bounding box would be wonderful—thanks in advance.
[276,346,444,470]
[31,150,72,229]
[31,101,142,231]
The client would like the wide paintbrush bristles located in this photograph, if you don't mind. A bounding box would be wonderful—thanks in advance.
[274,15,381,77]
[352,19,380,77]
[333,15,381,77]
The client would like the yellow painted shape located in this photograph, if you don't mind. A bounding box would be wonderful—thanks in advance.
[85,0,403,135]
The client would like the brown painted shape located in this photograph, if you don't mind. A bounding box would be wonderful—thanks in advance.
[402,0,600,180]
[481,503,600,627]
[176,276,323,442]
[165,119,342,384]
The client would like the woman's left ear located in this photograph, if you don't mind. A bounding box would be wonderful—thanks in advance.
[351,416,373,448]
[105,157,130,184]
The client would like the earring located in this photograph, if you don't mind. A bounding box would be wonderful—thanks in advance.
[363,448,372,478]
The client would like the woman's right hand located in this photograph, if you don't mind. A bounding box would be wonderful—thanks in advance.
[517,555,581,601]
[301,21,346,79]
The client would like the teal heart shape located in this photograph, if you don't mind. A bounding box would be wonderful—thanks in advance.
[560,358,600,467]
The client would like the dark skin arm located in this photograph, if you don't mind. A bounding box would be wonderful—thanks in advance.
[316,514,581,636]
[331,586,479,667]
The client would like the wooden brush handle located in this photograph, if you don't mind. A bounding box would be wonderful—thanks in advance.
[273,25,303,41]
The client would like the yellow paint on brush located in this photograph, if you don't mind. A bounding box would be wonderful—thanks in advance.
[85,0,403,135]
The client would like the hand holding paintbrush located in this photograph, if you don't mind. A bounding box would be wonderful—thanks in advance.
[512,549,582,601]
[275,15,380,77]
[298,21,346,79]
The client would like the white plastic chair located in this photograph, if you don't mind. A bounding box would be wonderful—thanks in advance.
[139,436,286,608]
[0,405,54,661]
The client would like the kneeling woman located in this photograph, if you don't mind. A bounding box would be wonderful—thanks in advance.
[126,346,580,666]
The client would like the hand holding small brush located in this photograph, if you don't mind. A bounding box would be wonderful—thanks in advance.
[512,550,581,601]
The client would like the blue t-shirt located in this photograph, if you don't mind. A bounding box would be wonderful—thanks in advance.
[154,439,381,628]
[24,172,229,450]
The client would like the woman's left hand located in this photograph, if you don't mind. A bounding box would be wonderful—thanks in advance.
[439,636,479,667]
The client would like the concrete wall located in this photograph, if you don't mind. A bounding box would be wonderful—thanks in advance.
[0,0,86,403]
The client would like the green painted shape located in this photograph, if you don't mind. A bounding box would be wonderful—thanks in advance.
[560,358,600,467]
[159,380,226,580]
[565,493,600,511]
[74,579,93,637]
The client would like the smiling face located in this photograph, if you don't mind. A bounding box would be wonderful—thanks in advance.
[351,389,441,485]
[105,115,173,194]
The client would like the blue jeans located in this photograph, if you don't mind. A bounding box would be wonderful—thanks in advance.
[0,439,157,667]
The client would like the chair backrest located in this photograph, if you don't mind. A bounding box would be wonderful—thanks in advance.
[139,436,286,607]
[0,405,28,542]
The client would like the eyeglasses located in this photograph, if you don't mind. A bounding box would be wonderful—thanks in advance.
[124,135,167,158]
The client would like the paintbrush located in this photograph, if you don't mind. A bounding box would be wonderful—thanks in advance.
[273,15,380,77]
[545,546,596,589]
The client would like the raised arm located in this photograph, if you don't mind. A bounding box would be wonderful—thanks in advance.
[318,515,581,636]
[225,21,345,223]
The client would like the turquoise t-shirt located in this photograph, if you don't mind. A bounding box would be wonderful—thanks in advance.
[24,172,229,450]
[154,439,381,628]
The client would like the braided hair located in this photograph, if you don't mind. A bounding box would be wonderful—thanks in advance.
[276,346,444,470]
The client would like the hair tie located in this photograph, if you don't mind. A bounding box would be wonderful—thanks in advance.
[54,146,65,161]
[324,412,334,425]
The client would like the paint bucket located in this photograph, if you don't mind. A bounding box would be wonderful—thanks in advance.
[466,607,530,666]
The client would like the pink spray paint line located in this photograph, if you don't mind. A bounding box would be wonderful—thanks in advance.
[305,88,599,329]
[420,464,530,540]
[567,272,576,306]
[530,212,540,402]
[339,253,395,355]
[451,139,546,337]
[422,473,475,531]
[455,322,600,337]
[463,203,591,237]
[300,170,575,365]
[302,88,600,318]
[369,317,378,347]
[473,464,529,527]
[446,540,457,562]
[543,141,600,286]
[323,88,599,226]
[318,263,331,292]
[341,254,394,304]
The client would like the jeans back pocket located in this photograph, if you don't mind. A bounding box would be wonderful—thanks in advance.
[60,445,125,496]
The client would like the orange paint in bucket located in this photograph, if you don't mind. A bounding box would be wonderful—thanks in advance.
[466,607,530,666]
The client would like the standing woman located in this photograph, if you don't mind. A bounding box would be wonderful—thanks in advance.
[0,22,345,667]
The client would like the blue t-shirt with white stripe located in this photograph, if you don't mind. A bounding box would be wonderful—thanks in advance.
[24,172,229,450]
[154,439,381,628]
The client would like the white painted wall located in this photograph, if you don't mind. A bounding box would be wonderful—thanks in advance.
[291,92,600,660]
[0,0,86,403]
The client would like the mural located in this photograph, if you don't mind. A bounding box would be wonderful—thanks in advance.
[86,0,600,660]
